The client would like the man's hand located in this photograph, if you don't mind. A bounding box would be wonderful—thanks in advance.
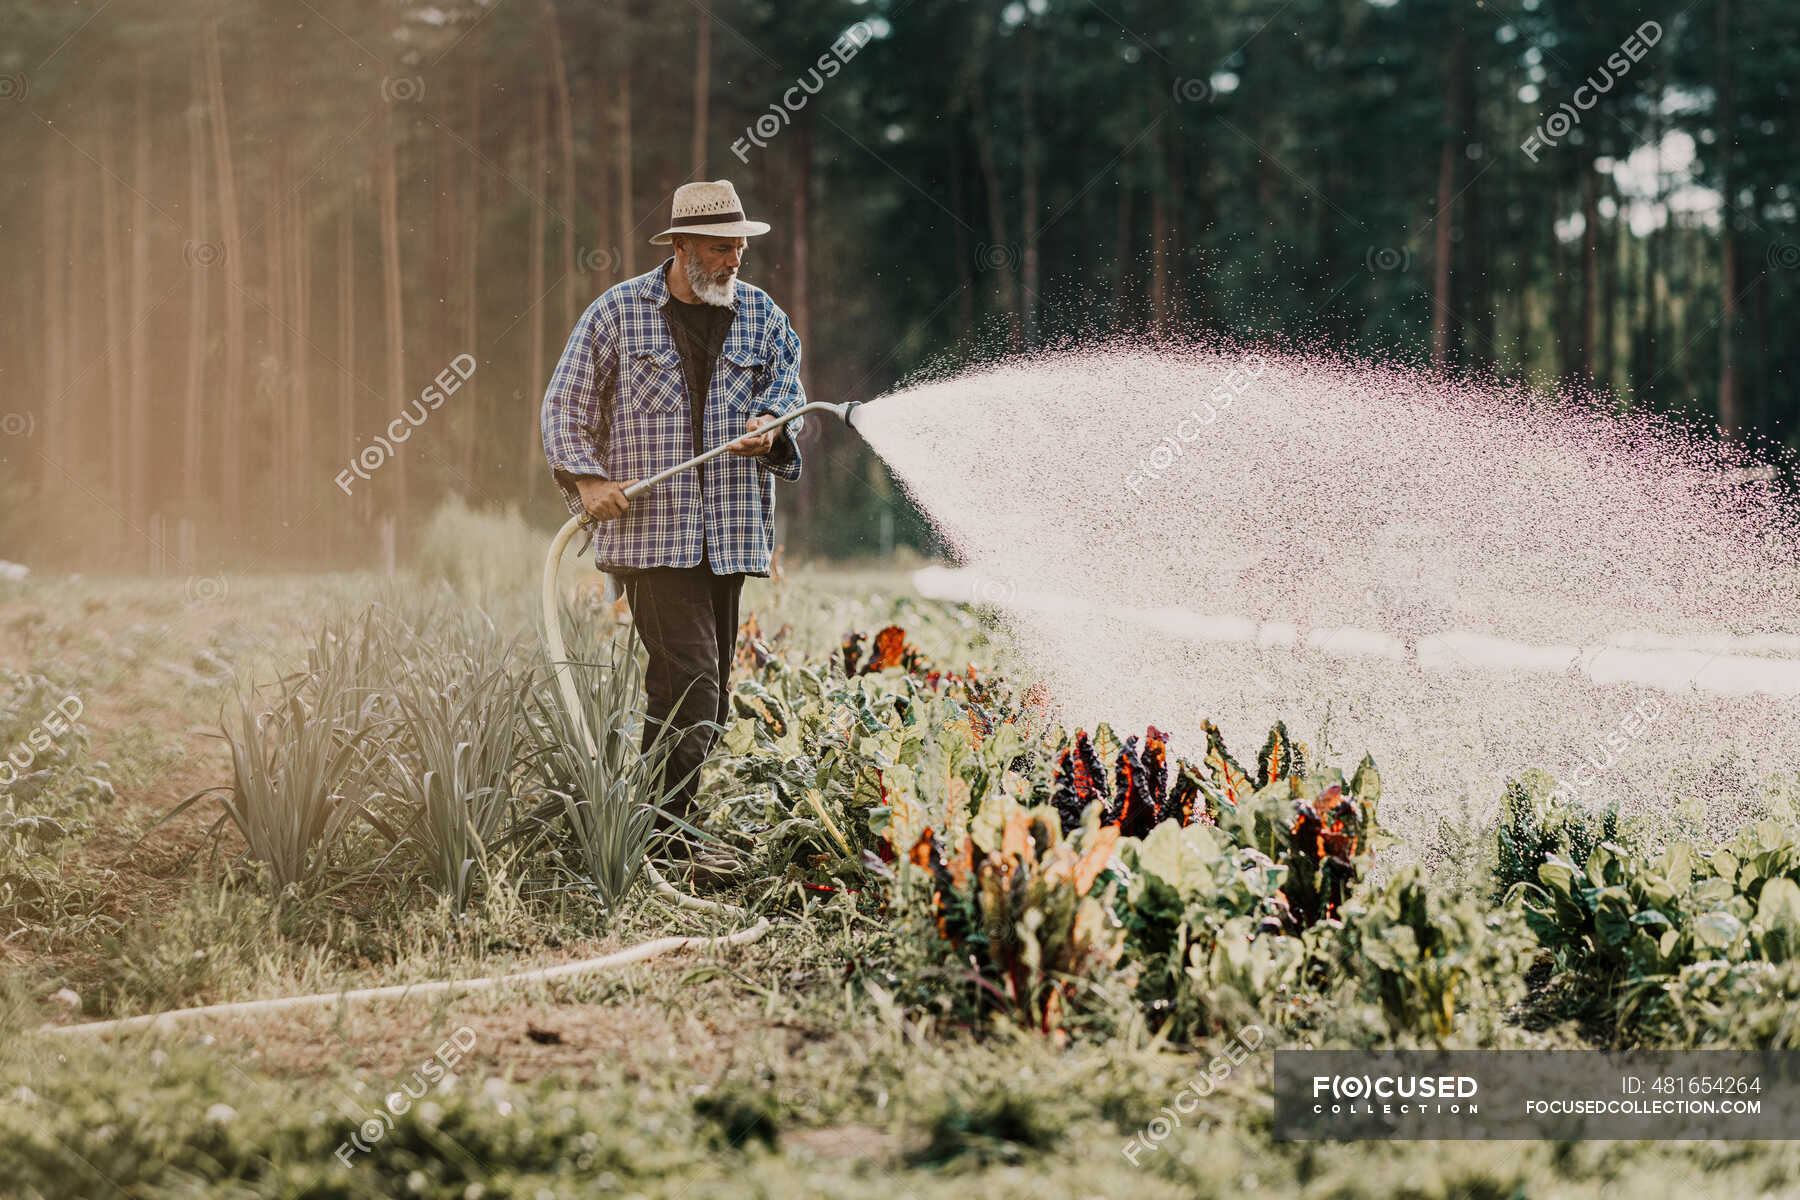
[575,477,638,521]
[727,414,780,457]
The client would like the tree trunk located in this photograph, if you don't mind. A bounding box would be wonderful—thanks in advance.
[99,120,127,511]
[1018,24,1039,348]
[1581,160,1599,384]
[1112,177,1132,328]
[1465,139,1492,368]
[790,116,813,523]
[266,143,289,518]
[1638,69,1665,400]
[528,79,549,479]
[1254,108,1278,232]
[204,18,246,525]
[1149,178,1169,339]
[1550,185,1571,381]
[952,138,975,340]
[1163,107,1188,330]
[41,137,68,482]
[587,74,612,293]
[1678,226,1698,399]
[183,47,209,504]
[790,122,812,393]
[1512,219,1531,375]
[1600,174,1619,397]
[461,70,483,488]
[617,48,635,278]
[1753,189,1770,434]
[338,198,360,530]
[969,81,1018,348]
[74,156,96,481]
[377,103,408,520]
[541,0,579,332]
[1430,26,1468,368]
[1715,0,1739,437]
[692,0,711,175]
[128,78,152,535]
[291,170,312,531]
[68,155,90,483]
[433,114,455,394]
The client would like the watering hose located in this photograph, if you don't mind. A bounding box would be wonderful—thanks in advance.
[543,400,864,914]
[41,923,770,1038]
[39,406,861,1039]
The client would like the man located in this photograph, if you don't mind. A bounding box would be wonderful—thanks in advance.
[541,179,806,878]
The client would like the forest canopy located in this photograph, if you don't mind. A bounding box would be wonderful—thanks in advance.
[0,0,1793,567]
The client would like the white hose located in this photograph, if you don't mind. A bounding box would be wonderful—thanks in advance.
[42,919,769,1037]
[543,514,750,918]
[39,517,774,1039]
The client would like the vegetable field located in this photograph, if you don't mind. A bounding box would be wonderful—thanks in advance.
[5,523,1800,1198]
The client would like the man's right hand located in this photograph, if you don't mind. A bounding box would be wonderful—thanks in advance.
[575,477,638,521]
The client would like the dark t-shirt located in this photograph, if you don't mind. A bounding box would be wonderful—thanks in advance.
[663,292,735,461]
[662,286,798,473]
[662,294,733,576]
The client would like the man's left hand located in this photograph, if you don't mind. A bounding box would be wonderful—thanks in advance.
[727,414,780,457]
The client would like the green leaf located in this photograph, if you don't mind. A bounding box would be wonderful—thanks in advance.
[1134,820,1222,899]
[1693,877,1737,907]
[1595,893,1635,947]
[1753,877,1800,962]
[1537,858,1577,900]
[1585,842,1622,887]
[1380,923,1421,964]
[722,716,756,756]
[1693,910,1745,950]
[1349,754,1382,808]
[1710,849,1740,883]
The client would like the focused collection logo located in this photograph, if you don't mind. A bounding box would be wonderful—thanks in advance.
[1310,1073,1480,1115]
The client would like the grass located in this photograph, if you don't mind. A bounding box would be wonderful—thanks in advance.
[8,924,1800,1199]
[3,509,1798,1198]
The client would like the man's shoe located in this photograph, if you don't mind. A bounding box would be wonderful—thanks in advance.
[683,846,745,892]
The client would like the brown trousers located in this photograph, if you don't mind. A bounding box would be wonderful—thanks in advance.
[617,554,744,836]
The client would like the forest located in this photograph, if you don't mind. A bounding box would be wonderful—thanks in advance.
[1,0,1795,568]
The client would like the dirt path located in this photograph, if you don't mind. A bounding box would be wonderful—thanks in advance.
[2,589,238,977]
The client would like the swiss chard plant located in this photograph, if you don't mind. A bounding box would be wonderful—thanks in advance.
[1513,820,1800,1039]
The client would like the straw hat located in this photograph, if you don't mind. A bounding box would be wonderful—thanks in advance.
[649,179,772,244]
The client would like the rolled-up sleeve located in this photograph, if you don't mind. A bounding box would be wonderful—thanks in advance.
[542,300,618,515]
[754,309,805,482]
[761,426,798,470]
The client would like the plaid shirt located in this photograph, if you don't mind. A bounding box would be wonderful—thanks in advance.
[541,258,806,576]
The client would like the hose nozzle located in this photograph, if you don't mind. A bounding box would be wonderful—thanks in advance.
[817,399,863,429]
[619,399,866,503]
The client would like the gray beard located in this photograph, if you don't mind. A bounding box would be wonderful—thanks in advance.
[683,255,738,306]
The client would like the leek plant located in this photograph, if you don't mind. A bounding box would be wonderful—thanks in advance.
[173,611,388,891]
[524,606,702,908]
[380,633,535,911]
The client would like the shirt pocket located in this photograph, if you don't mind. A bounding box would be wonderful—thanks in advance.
[624,344,685,414]
[720,345,767,415]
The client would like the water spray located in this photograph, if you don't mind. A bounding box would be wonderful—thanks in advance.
[863,346,1800,858]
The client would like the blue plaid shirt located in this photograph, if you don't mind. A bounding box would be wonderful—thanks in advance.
[541,258,806,577]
